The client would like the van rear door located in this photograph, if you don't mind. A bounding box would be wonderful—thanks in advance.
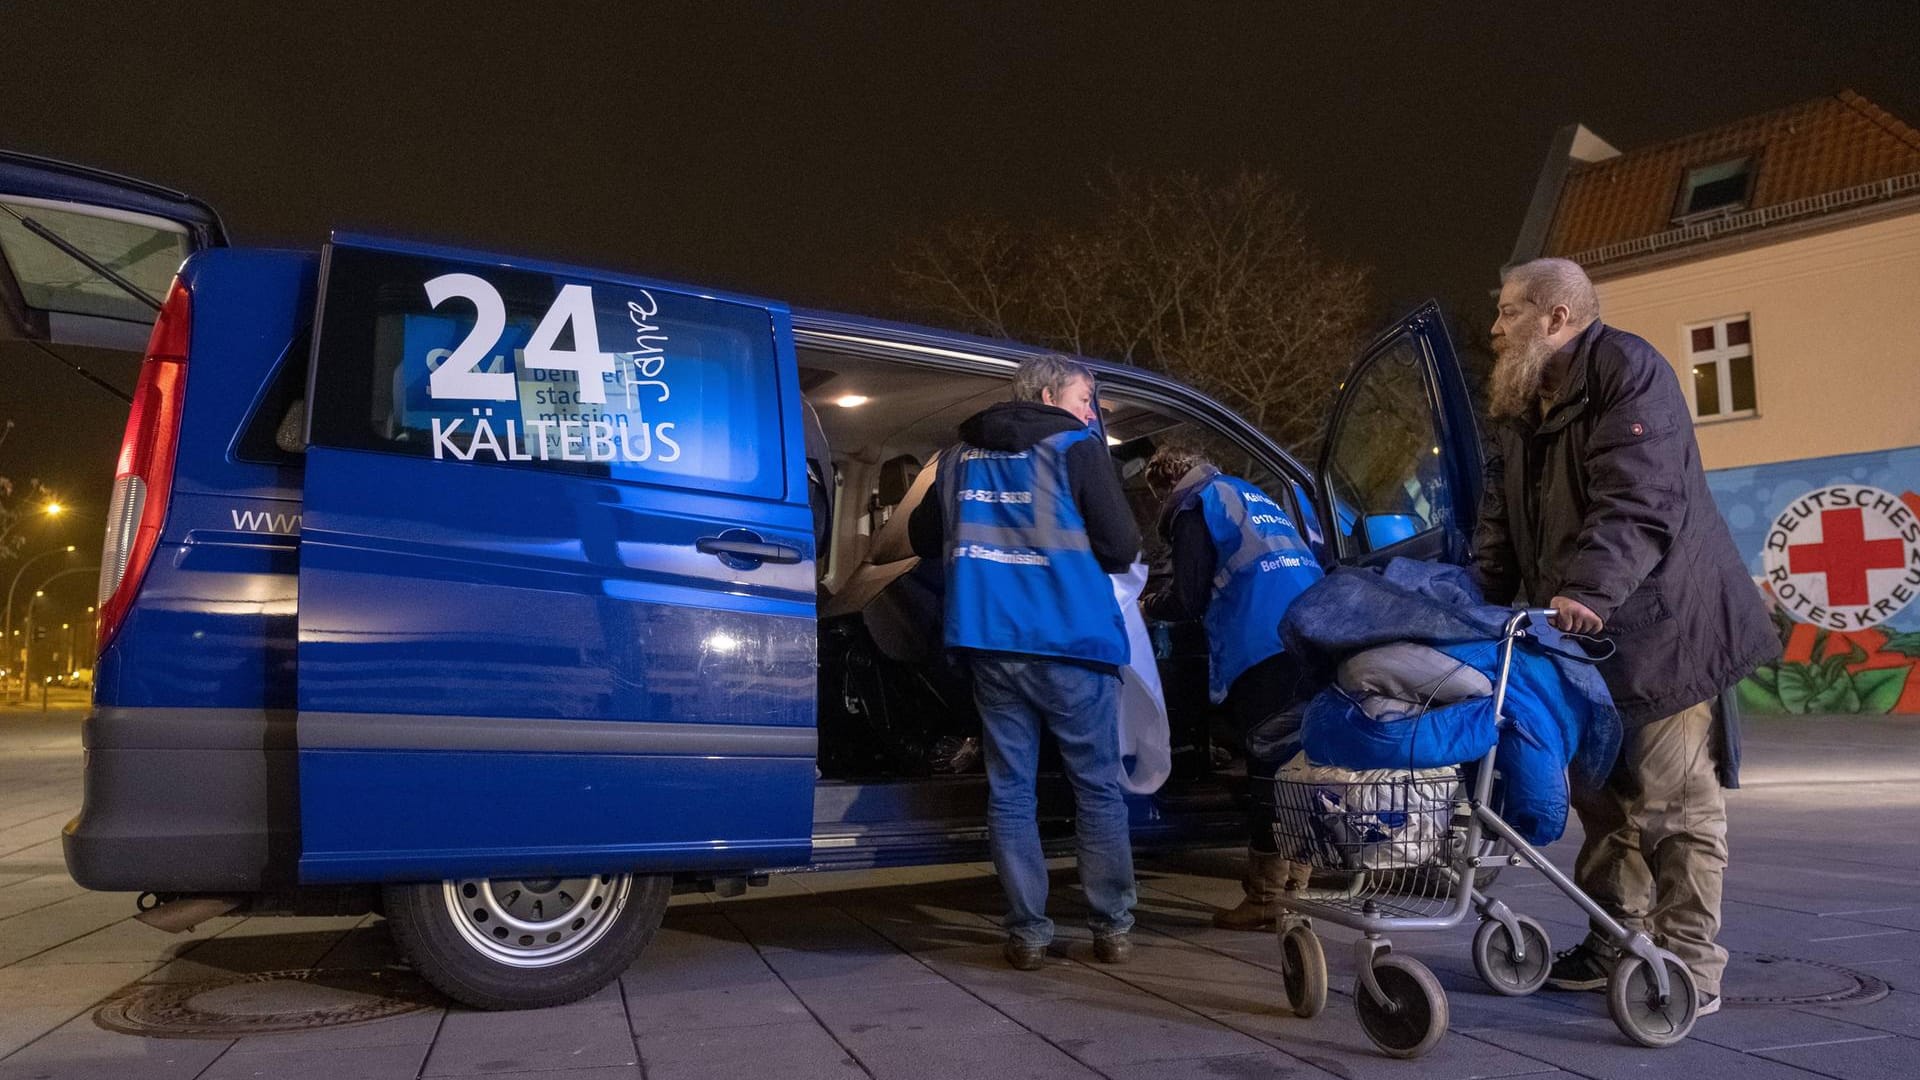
[0,150,225,351]
[296,234,817,884]
[1316,301,1481,566]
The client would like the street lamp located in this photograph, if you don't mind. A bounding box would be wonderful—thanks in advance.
[4,545,77,697]
[5,548,75,649]
[21,566,103,694]
[21,590,45,695]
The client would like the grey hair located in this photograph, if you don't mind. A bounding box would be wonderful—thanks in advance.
[1501,258,1600,326]
[1010,353,1095,404]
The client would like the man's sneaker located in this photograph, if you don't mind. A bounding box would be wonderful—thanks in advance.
[1545,944,1611,991]
[1093,933,1133,965]
[1696,992,1720,1017]
[1003,939,1046,971]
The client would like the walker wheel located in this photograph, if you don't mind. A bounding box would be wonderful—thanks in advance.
[1472,914,1552,996]
[1278,923,1327,1018]
[1355,954,1448,1058]
[1607,951,1698,1048]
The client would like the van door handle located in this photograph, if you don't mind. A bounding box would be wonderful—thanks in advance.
[697,533,804,566]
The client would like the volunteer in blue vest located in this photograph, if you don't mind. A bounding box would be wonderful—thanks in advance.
[908,354,1143,971]
[1142,444,1323,931]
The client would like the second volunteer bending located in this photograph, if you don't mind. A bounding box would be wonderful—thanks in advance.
[1143,445,1324,931]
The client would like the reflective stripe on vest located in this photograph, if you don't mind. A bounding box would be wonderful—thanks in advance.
[1189,476,1322,701]
[937,429,1129,667]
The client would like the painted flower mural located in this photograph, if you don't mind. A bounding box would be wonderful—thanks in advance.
[1739,619,1920,715]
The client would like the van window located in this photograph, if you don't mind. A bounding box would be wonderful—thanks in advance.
[1101,389,1310,570]
[1322,337,1451,556]
[233,329,312,465]
[308,246,786,499]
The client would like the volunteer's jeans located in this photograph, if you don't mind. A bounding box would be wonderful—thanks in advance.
[973,657,1137,946]
[1571,699,1729,995]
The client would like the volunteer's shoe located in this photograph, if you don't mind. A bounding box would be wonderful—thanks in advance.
[1092,933,1133,965]
[1003,939,1047,971]
[1211,852,1291,931]
[1545,943,1611,991]
[1696,992,1721,1017]
[1211,898,1275,932]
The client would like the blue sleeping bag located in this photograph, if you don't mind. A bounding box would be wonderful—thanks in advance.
[1302,689,1498,773]
[1285,559,1621,846]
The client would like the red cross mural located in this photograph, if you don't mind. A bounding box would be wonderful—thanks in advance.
[1787,507,1908,606]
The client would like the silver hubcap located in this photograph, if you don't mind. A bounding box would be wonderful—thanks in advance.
[442,874,630,968]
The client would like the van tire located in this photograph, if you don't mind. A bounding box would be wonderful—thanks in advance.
[383,873,670,1011]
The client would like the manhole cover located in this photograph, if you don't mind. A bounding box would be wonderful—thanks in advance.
[95,969,437,1038]
[1722,951,1889,1008]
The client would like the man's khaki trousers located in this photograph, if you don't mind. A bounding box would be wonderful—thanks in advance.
[1571,699,1729,996]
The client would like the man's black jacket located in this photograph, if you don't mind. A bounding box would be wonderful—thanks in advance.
[1473,320,1779,752]
[908,400,1140,573]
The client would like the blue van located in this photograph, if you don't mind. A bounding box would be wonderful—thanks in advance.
[4,153,1483,1010]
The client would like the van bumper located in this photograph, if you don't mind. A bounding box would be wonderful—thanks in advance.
[62,706,298,893]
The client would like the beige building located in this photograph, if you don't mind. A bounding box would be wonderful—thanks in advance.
[1509,90,1920,471]
[1507,91,1920,715]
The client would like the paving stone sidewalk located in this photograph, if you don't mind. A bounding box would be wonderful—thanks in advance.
[3,708,1918,1079]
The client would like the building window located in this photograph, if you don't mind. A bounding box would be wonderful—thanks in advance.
[1685,315,1756,420]
[1674,157,1752,221]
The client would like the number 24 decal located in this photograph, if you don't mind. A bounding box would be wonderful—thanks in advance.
[424,274,618,403]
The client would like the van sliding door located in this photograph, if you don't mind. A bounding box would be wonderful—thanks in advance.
[295,234,817,884]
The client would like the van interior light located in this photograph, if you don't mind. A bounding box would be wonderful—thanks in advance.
[1431,446,1441,455]
[1106,435,1122,446]
[833,394,869,408]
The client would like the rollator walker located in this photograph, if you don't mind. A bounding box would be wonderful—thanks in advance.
[1263,610,1700,1058]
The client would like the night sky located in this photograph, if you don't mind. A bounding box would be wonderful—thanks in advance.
[4,1,1919,531]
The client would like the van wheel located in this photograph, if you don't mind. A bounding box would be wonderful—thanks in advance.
[383,873,670,1010]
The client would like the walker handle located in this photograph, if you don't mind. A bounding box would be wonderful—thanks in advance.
[1503,608,1560,637]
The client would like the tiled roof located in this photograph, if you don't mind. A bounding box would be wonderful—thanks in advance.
[1543,90,1920,258]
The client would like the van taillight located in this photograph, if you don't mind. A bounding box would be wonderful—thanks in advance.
[97,277,191,649]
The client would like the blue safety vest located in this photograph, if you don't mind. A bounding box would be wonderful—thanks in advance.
[1187,475,1322,702]
[937,429,1129,667]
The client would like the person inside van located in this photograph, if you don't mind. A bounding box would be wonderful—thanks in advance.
[907,354,1143,970]
[1142,444,1323,931]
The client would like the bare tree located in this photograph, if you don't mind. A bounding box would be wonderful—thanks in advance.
[896,170,1373,455]
[0,474,52,565]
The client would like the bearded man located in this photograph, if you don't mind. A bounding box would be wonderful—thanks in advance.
[1474,258,1778,1016]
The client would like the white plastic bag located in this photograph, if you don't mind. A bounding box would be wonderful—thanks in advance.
[1271,752,1459,868]
[1111,562,1172,794]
